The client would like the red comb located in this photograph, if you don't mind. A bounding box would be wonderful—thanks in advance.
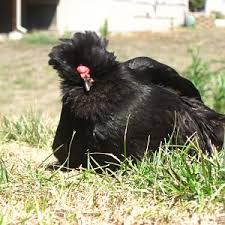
[76,65,91,79]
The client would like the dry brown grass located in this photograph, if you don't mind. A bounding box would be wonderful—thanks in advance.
[0,41,60,117]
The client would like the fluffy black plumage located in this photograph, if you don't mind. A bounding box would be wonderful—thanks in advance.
[49,31,225,168]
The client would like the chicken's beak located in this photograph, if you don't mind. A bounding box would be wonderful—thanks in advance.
[83,78,94,92]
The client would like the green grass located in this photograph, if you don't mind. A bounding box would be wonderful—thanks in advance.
[0,138,224,224]
[21,31,73,45]
[185,48,225,113]
[127,148,225,203]
[0,111,55,148]
[22,32,59,45]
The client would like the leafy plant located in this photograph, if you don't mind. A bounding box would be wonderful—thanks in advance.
[185,48,211,98]
[189,0,205,12]
[184,48,225,113]
[212,75,225,112]
[61,31,73,39]
[99,19,109,38]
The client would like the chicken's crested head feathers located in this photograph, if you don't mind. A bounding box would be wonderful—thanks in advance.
[48,31,118,84]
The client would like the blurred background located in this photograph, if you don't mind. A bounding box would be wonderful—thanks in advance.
[0,0,225,118]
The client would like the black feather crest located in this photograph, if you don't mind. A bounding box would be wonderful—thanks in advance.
[48,31,118,83]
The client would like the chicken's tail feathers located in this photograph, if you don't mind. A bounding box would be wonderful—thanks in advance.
[195,115,224,155]
[180,98,225,155]
[48,31,118,81]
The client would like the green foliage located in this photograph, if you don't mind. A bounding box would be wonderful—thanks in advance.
[22,32,59,45]
[61,31,73,39]
[99,19,109,38]
[184,48,225,113]
[185,48,211,95]
[212,75,225,112]
[189,0,205,11]
[0,112,54,148]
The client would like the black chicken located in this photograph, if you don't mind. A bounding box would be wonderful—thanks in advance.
[48,31,225,168]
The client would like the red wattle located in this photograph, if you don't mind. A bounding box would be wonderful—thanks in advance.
[80,73,90,79]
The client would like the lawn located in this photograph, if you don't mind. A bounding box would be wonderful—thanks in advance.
[0,28,225,225]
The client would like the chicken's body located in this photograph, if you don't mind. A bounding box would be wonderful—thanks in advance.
[49,31,225,168]
[125,57,202,100]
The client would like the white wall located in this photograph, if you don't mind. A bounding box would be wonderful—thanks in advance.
[205,0,225,15]
[56,0,188,33]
